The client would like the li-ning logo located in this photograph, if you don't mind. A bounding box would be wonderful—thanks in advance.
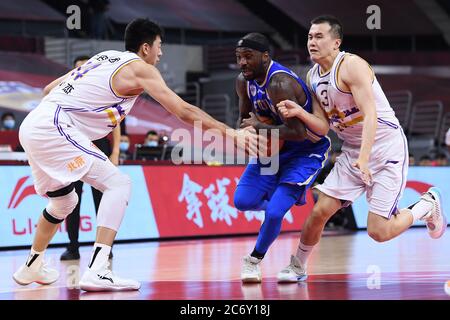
[8,176,38,209]
[97,274,114,283]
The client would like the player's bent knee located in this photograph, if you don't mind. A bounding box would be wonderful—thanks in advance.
[44,185,79,224]
[367,213,391,242]
[234,191,260,211]
[367,227,390,242]
[311,205,333,223]
[368,230,387,242]
[105,171,131,193]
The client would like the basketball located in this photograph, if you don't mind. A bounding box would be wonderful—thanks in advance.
[255,114,284,157]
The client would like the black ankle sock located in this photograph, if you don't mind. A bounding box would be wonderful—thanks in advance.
[250,248,265,260]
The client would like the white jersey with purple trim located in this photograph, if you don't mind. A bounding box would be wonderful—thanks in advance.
[308,51,409,218]
[42,50,141,141]
[307,51,401,146]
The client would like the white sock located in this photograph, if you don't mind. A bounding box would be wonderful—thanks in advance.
[88,243,111,271]
[26,248,44,270]
[295,242,315,267]
[406,196,433,222]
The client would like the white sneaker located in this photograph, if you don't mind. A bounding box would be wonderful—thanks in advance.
[241,255,262,283]
[79,262,141,292]
[13,261,59,285]
[420,187,447,239]
[277,255,307,283]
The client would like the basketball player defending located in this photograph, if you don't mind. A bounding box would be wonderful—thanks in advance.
[276,15,447,282]
[234,33,331,282]
[13,19,259,291]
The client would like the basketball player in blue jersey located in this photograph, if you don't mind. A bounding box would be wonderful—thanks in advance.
[234,33,331,282]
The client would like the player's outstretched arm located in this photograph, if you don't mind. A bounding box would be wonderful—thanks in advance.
[133,62,228,131]
[129,61,261,155]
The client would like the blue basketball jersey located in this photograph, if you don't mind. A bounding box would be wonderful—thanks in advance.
[246,60,329,155]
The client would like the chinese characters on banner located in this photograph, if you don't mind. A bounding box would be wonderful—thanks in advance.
[143,165,313,237]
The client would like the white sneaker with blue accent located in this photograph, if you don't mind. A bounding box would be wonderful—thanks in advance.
[241,255,262,283]
[79,262,141,292]
[277,255,308,283]
[421,187,447,239]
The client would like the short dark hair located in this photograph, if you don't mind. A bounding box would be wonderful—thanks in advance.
[311,15,343,40]
[146,130,158,136]
[125,18,163,53]
[1,112,14,121]
[241,33,270,53]
[73,55,90,66]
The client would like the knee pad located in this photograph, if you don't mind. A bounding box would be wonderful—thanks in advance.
[93,170,132,231]
[44,185,79,224]
[80,159,132,231]
[82,158,131,199]
[99,170,132,202]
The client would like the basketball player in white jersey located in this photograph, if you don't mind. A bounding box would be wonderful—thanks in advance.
[276,15,447,282]
[12,18,259,291]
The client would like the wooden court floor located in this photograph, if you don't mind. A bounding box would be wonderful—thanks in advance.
[0,228,449,300]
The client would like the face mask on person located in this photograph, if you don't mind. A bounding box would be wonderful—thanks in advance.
[145,141,158,147]
[120,142,129,152]
[3,119,15,129]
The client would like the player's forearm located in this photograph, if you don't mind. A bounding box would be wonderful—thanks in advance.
[293,107,329,136]
[253,122,306,141]
[180,103,232,136]
[111,126,121,155]
[149,83,233,137]
[359,107,377,161]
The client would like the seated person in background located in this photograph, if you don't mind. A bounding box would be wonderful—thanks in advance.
[419,155,433,166]
[0,112,19,151]
[119,134,132,162]
[136,131,164,161]
[1,112,17,131]
[435,152,448,166]
[144,130,159,147]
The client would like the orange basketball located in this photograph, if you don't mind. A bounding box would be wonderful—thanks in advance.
[255,115,284,157]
